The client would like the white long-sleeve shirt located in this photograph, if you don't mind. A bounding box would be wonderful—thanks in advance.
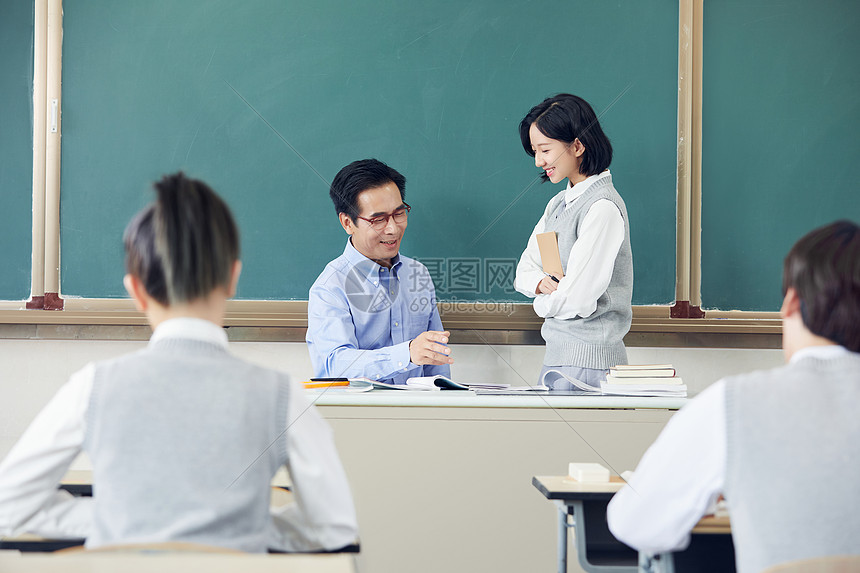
[514,171,625,320]
[606,345,851,555]
[0,318,358,551]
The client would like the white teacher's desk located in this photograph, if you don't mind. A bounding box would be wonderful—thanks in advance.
[310,391,684,573]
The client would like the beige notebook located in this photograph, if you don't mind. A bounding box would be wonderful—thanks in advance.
[536,232,564,279]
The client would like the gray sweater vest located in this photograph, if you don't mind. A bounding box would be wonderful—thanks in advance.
[724,353,860,573]
[83,338,290,552]
[540,175,633,368]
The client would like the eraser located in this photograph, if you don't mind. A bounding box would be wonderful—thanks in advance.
[568,462,610,482]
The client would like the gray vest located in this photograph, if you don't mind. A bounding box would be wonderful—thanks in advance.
[83,338,290,552]
[540,175,633,368]
[724,353,860,573]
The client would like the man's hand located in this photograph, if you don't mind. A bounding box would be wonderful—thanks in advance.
[409,330,454,366]
[536,276,559,295]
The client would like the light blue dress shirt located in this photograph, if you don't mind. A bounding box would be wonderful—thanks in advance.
[307,239,451,384]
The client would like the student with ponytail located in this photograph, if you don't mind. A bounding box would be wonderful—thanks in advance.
[0,173,358,552]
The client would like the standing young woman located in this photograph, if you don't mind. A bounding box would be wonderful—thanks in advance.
[514,94,633,390]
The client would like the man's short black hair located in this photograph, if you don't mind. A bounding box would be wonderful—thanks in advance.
[519,93,613,182]
[329,159,406,221]
[783,220,860,352]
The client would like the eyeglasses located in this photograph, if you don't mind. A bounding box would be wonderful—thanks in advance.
[356,203,411,231]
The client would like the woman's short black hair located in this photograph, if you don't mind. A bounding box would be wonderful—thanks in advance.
[782,220,860,352]
[329,159,406,221]
[519,93,613,182]
[123,172,239,306]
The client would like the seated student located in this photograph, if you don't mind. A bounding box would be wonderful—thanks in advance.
[0,173,358,552]
[607,220,860,573]
[306,158,453,384]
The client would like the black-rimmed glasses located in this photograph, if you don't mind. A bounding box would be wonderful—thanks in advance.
[356,203,411,231]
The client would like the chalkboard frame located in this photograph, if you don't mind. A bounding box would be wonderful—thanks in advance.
[53,0,679,305]
[16,0,856,340]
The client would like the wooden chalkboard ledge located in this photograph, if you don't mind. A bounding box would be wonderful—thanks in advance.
[0,300,781,348]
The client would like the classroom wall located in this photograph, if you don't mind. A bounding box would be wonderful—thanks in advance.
[0,338,783,462]
[0,338,782,572]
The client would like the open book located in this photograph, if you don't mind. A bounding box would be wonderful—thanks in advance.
[406,376,510,391]
[541,368,687,397]
[347,376,509,391]
[472,385,550,395]
[347,377,411,391]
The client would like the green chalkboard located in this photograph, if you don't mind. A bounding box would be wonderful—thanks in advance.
[59,0,678,304]
[0,1,34,300]
[701,0,860,311]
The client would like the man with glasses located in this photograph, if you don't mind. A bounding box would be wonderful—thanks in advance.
[306,158,453,384]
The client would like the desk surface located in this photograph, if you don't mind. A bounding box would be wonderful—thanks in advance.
[58,468,292,488]
[1,472,296,552]
[533,475,731,534]
[533,474,625,499]
[0,553,355,572]
[309,391,685,409]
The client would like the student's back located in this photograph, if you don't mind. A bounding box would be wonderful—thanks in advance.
[607,220,860,573]
[723,350,860,571]
[86,324,289,551]
[0,173,357,552]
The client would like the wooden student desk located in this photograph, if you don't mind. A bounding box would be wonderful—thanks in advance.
[532,475,734,573]
[0,553,357,573]
[0,470,298,554]
[0,471,95,553]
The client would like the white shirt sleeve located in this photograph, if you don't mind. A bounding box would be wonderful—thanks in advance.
[514,214,548,298]
[269,381,359,551]
[533,199,625,319]
[0,365,95,538]
[607,381,727,554]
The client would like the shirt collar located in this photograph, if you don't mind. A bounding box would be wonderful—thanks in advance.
[564,169,611,205]
[790,344,852,363]
[149,317,229,349]
[342,238,402,282]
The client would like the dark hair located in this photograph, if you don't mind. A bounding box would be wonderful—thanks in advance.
[123,172,240,306]
[519,93,613,182]
[782,220,860,352]
[329,159,406,221]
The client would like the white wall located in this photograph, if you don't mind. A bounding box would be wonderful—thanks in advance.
[0,338,783,461]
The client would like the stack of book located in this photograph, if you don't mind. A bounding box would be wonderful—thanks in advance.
[599,364,687,397]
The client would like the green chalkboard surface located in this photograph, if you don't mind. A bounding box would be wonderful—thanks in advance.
[60,0,678,303]
[0,1,34,300]
[701,0,860,311]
